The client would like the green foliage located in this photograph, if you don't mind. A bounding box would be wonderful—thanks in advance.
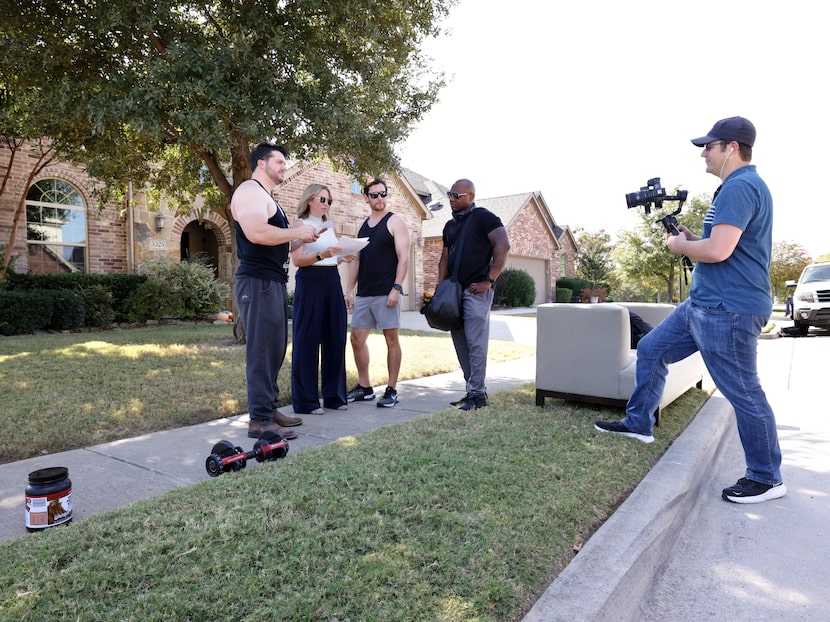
[769,240,812,299]
[555,287,573,302]
[125,256,230,321]
[47,289,85,330]
[4,271,145,324]
[0,0,454,215]
[0,290,52,335]
[575,229,615,288]
[493,268,535,307]
[557,276,590,296]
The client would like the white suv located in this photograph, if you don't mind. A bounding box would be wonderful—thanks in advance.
[787,261,830,335]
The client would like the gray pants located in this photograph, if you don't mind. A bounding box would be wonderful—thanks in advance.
[235,274,288,420]
[450,289,494,398]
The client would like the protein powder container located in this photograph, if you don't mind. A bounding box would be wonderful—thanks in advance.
[25,467,72,532]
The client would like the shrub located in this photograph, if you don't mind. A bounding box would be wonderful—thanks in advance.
[0,290,53,335]
[555,287,573,303]
[125,256,230,322]
[493,268,535,307]
[48,290,86,330]
[4,272,145,325]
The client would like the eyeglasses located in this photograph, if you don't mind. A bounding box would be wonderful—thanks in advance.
[367,190,388,199]
[447,191,471,199]
[318,196,333,205]
[702,141,728,152]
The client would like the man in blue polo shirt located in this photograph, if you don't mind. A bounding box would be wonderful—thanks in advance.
[595,117,786,504]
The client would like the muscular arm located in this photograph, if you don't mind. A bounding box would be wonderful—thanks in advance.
[668,223,742,263]
[438,247,450,282]
[487,226,510,280]
[385,215,411,306]
[231,182,316,246]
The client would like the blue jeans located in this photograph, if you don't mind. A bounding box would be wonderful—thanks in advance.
[623,299,783,485]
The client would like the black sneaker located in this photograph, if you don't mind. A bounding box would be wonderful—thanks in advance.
[346,384,375,402]
[450,393,470,406]
[594,420,654,444]
[459,395,487,411]
[377,386,399,408]
[722,477,787,504]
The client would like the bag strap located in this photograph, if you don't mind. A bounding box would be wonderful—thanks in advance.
[449,213,472,279]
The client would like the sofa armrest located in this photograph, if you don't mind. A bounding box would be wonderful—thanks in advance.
[536,304,631,400]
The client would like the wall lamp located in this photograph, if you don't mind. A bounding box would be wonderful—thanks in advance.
[155,213,166,232]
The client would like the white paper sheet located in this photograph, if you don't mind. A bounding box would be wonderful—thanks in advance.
[335,237,370,255]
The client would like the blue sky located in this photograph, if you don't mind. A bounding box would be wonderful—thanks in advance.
[399,0,828,258]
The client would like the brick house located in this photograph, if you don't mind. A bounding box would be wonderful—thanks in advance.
[1,142,576,310]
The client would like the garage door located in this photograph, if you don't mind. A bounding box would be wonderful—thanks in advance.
[505,257,548,306]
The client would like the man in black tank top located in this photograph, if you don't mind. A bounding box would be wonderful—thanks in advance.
[345,178,411,408]
[231,142,319,439]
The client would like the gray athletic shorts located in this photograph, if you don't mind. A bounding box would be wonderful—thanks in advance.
[351,295,401,330]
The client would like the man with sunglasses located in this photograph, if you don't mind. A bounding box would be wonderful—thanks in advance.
[441,179,510,411]
[345,178,411,408]
[595,117,786,504]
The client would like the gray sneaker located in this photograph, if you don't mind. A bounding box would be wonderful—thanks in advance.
[377,386,399,408]
[346,384,375,402]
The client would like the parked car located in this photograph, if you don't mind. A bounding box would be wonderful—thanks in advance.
[786,261,830,335]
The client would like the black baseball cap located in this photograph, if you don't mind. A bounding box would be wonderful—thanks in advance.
[691,116,756,147]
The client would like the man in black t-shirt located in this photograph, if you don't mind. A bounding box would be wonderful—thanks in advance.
[439,179,510,410]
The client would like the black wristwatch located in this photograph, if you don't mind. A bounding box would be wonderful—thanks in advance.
[392,283,403,293]
[316,253,323,262]
[486,277,496,284]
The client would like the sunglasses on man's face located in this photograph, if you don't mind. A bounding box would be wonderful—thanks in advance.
[318,196,333,205]
[367,190,387,199]
[447,191,471,200]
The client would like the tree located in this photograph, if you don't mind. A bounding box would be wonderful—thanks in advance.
[0,0,453,221]
[615,189,709,301]
[574,228,615,292]
[769,241,812,299]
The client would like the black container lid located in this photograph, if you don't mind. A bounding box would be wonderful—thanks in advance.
[28,467,69,483]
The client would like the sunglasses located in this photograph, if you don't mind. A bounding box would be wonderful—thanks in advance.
[317,196,333,206]
[367,190,388,199]
[447,191,470,199]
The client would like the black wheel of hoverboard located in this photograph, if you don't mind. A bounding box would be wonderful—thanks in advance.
[254,430,289,461]
[205,439,246,477]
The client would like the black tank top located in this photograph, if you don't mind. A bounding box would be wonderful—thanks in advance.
[357,212,398,296]
[234,181,290,283]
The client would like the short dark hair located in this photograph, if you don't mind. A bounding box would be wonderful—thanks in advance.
[250,142,289,172]
[363,177,387,195]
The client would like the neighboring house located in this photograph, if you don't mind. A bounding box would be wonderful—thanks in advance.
[1,142,576,310]
[402,168,577,305]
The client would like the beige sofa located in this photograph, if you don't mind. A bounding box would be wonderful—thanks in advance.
[535,302,705,424]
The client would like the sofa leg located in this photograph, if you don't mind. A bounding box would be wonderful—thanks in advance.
[654,406,661,427]
[535,390,545,407]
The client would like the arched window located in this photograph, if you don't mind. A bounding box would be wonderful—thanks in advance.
[25,179,87,273]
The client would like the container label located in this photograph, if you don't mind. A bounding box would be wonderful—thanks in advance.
[25,488,72,528]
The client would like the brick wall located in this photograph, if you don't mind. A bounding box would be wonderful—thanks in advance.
[1,142,128,274]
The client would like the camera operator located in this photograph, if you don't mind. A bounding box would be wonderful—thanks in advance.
[596,116,786,504]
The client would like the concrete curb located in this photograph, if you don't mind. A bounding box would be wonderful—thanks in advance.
[522,393,734,622]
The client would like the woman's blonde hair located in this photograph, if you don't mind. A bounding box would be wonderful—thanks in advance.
[297,183,331,221]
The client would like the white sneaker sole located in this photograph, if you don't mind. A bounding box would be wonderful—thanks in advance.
[594,424,654,444]
[724,483,787,504]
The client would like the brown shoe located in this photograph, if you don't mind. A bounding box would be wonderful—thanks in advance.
[248,418,298,440]
[273,411,303,427]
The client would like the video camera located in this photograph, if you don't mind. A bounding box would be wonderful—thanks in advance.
[625,177,688,235]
